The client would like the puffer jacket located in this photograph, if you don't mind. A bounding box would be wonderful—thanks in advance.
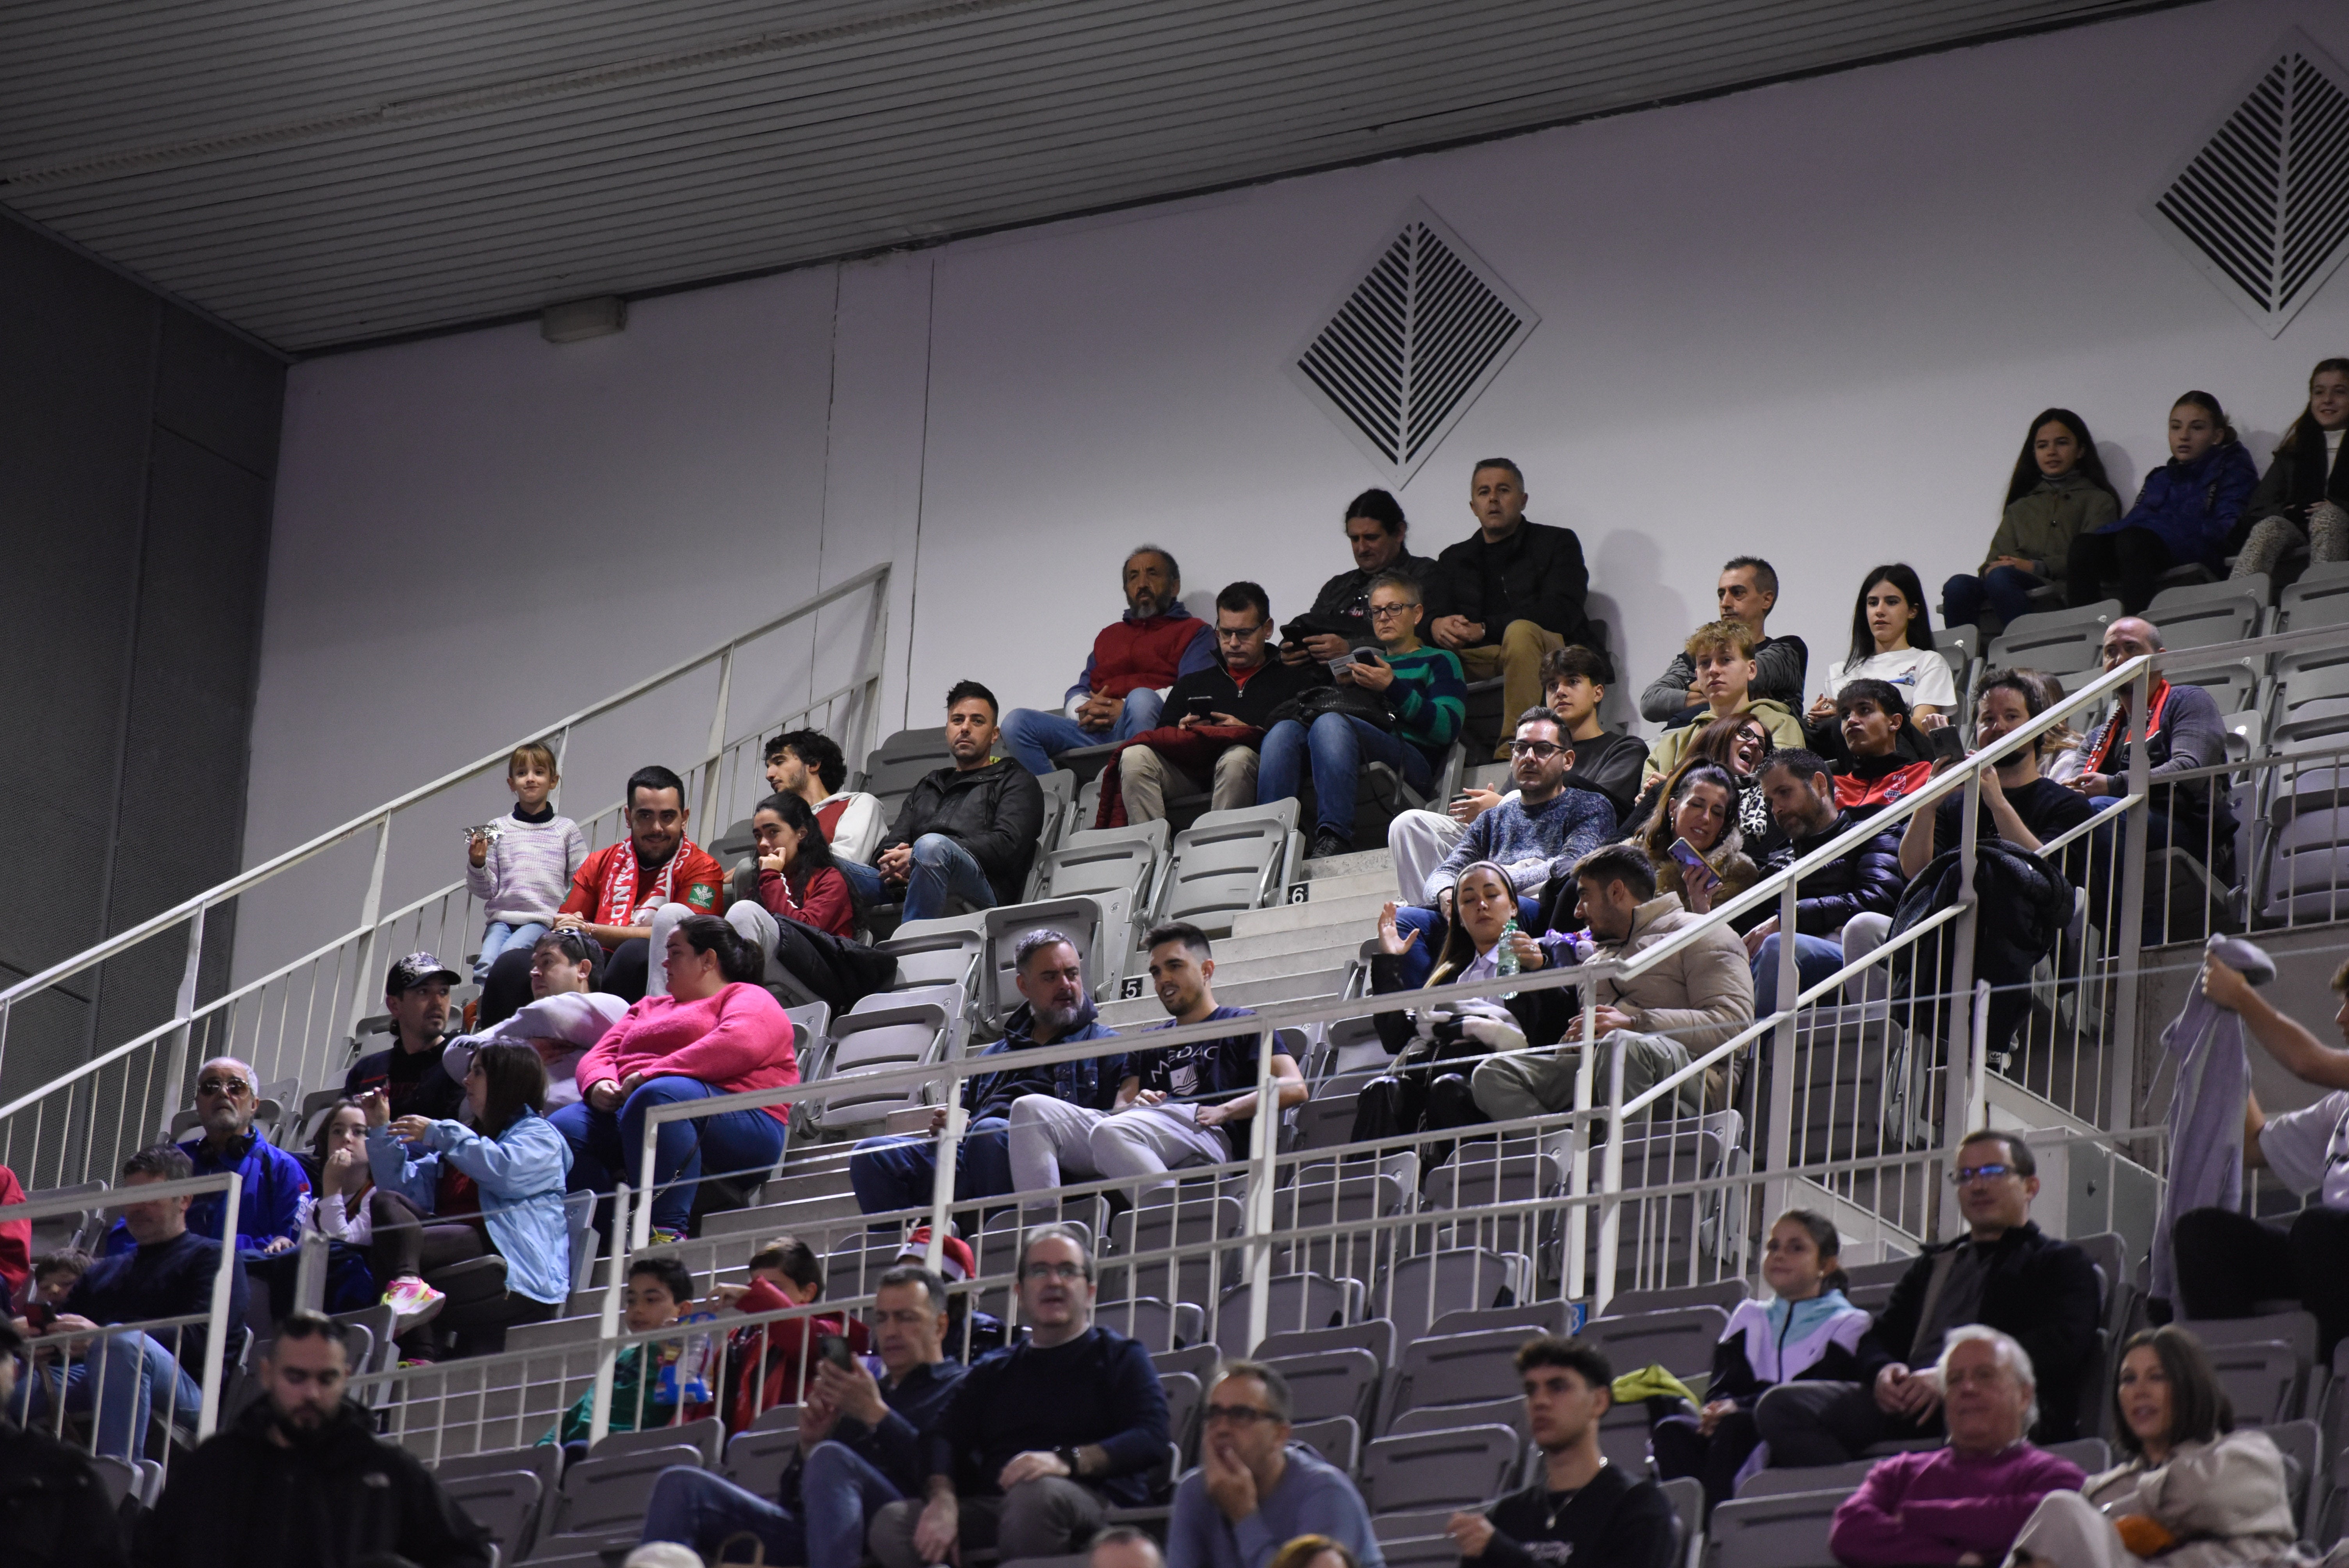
[0,1418,129,1568]
[2097,440,2259,572]
[1982,469,2120,575]
[879,758,1046,905]
[1537,893,1755,1053]
[1749,810,1904,937]
[1887,839,2074,996]
[2078,1430,2310,1568]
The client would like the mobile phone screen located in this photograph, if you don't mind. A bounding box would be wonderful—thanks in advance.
[1185,695,1217,720]
[1668,836,1708,871]
[818,1333,853,1370]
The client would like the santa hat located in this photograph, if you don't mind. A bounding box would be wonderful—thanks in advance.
[898,1226,976,1283]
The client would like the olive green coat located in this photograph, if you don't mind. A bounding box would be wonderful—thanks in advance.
[1982,471,2120,575]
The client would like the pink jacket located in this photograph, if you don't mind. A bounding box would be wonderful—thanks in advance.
[578,984,800,1126]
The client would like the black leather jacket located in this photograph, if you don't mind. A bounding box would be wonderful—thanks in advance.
[879,759,1045,905]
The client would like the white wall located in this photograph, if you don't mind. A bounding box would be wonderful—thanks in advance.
[244,0,2349,977]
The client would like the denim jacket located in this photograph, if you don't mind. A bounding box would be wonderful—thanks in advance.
[367,1109,574,1305]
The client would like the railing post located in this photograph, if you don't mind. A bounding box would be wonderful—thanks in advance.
[1244,1025,1279,1357]
[700,648,735,830]
[196,1174,242,1441]
[1564,978,1600,1300]
[2109,662,2155,1130]
[159,903,210,1129]
[1593,1035,1628,1315]
[589,1183,630,1447]
[1937,768,1984,1239]
[1763,878,1800,1221]
[345,818,393,1042]
[928,1090,963,1269]
[551,725,572,814]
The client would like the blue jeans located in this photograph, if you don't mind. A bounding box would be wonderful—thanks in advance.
[475,919,549,982]
[1392,897,1543,988]
[1941,566,2042,628]
[1257,712,1432,841]
[900,834,997,921]
[999,690,1166,775]
[14,1329,203,1461]
[1752,933,1846,1014]
[837,858,885,907]
[642,1443,904,1568]
[849,1117,1014,1215]
[551,1076,790,1232]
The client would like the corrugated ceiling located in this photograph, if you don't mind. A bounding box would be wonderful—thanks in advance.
[1,0,2167,351]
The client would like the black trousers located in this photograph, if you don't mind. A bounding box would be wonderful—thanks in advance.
[1751,1379,1940,1467]
[2172,1204,2349,1360]
[1652,1406,1762,1508]
[2067,526,2174,616]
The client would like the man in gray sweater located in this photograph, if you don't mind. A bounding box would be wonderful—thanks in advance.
[1168,1362,1382,1568]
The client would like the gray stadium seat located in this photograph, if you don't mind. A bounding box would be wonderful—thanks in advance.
[1373,1508,1462,1545]
[1152,1342,1221,1383]
[1707,1486,1852,1568]
[435,1442,563,1494]
[1373,1534,1461,1568]
[1217,1272,1364,1355]
[1026,822,1167,965]
[1257,1317,1397,1368]
[1264,1347,1383,1430]
[1605,1279,1752,1317]
[1989,600,2120,672]
[1388,1395,1527,1440]
[1107,1190,1243,1307]
[1095,1295,1205,1351]
[1360,1425,1524,1513]
[546,1442,707,1541]
[2164,656,2262,720]
[1738,1459,1879,1499]
[1162,1370,1205,1465]
[980,896,1107,1025]
[1390,1328,1547,1425]
[1427,1301,1576,1341]
[875,914,988,996]
[1289,1415,1363,1476]
[442,1470,544,1564]
[1155,801,1301,937]
[2281,564,2349,633]
[1576,1305,1730,1380]
[1381,1248,1531,1345]
[2197,1337,2303,1424]
[724,1427,800,1499]
[797,988,961,1137]
[2146,576,2265,649]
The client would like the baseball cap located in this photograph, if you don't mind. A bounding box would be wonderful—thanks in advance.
[386,951,461,996]
[898,1226,976,1284]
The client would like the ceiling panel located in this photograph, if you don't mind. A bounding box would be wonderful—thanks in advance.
[0,0,2166,350]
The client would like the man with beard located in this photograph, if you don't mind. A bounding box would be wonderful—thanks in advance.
[346,952,468,1120]
[848,930,1125,1217]
[551,763,725,1001]
[140,1312,490,1566]
[999,545,1217,775]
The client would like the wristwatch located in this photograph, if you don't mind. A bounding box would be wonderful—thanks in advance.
[1056,1445,1083,1477]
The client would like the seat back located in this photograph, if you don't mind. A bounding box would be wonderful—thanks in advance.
[1093,1295,1203,1352]
[442,1470,545,1563]
[1263,1347,1383,1429]
[1426,1301,1574,1340]
[2164,657,2262,720]
[1392,1328,1554,1422]
[1604,1279,1751,1317]
[2283,568,2349,633]
[1289,1415,1362,1476]
[1387,1395,1526,1438]
[1989,600,2120,670]
[806,996,955,1133]
[1360,1425,1522,1512]
[1256,1317,1397,1367]
[589,1415,725,1467]
[563,1189,599,1294]
[551,1443,707,1537]
[1158,802,1300,935]
[1380,1249,1529,1345]
[980,896,1106,1024]
[1707,1487,1854,1568]
[723,1427,800,1499]
[1217,1272,1362,1355]
[1107,1191,1242,1305]
[2196,1337,2302,1424]
[1576,1304,1730,1380]
[2146,577,2265,649]
[876,915,988,995]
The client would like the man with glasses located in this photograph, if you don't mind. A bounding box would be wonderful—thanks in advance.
[1755,1130,2100,1466]
[140,1311,490,1566]
[116,1054,310,1272]
[1110,581,1319,825]
[1168,1361,1380,1568]
[873,1226,1167,1568]
[344,951,467,1121]
[638,1264,968,1568]
[1385,707,1615,986]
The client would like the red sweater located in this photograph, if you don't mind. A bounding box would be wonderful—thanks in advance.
[1087,610,1212,699]
[0,1164,28,1302]
[724,1281,871,1430]
[577,984,800,1126]
[759,864,854,939]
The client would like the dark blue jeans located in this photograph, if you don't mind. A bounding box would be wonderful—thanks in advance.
[550,1076,788,1232]
[848,1117,1014,1215]
[1257,713,1433,841]
[1941,565,2043,627]
[640,1444,903,1568]
[1751,933,1845,1014]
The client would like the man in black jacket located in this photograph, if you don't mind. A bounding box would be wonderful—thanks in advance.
[1424,459,1596,760]
[872,1226,1168,1568]
[0,1317,130,1568]
[140,1311,490,1567]
[1117,581,1321,823]
[1756,1130,2100,1465]
[1282,486,1428,660]
[1739,749,1903,1014]
[877,681,1046,919]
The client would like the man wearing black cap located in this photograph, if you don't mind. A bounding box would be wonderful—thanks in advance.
[343,953,465,1122]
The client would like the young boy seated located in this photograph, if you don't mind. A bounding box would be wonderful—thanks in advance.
[1831,679,1937,816]
[17,1249,91,1326]
[546,1255,699,1460]
[716,1236,869,1432]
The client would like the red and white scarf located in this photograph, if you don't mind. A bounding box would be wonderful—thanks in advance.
[598,837,700,926]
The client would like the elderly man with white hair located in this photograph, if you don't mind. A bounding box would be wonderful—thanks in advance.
[107,1055,312,1269]
[1829,1327,2086,1568]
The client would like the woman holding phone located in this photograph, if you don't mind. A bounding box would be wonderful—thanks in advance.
[1630,760,1756,916]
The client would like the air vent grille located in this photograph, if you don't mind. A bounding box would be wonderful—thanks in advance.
[1290,203,1537,485]
[2147,31,2349,337]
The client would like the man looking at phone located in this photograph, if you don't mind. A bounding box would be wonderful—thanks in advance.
[1116,582,1320,825]
[1284,488,1427,663]
[872,1226,1168,1568]
[639,1264,967,1568]
[1384,708,1615,987]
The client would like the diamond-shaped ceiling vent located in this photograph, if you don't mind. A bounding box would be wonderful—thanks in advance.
[1290,202,1538,485]
[2146,30,2349,338]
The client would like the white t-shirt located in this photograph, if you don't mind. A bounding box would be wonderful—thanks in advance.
[2255,1089,2349,1210]
[1827,648,1958,711]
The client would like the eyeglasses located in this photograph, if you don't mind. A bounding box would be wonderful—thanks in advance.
[1215,624,1266,641]
[1509,741,1566,760]
[196,1077,252,1098]
[1367,602,1418,620]
[1021,1262,1087,1282]
[1951,1162,2016,1185]
[1202,1404,1282,1425]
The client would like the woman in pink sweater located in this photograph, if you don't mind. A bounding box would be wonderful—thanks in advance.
[551,914,799,1244]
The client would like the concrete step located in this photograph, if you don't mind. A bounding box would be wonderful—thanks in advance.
[1208,921,1376,962]
[1206,945,1365,988]
[1305,868,1405,902]
[1305,848,1394,880]
[1231,890,1390,937]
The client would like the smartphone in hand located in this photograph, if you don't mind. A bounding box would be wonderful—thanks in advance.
[818,1333,854,1371]
[1184,694,1217,721]
[1928,727,1967,763]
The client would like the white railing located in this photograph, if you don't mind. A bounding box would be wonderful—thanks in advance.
[0,565,891,1192]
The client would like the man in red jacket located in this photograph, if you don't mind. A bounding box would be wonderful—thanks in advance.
[553,763,725,1001]
[999,546,1217,775]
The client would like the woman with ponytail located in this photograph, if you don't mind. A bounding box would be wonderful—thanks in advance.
[2231,358,2349,583]
[1652,1210,1887,1507]
[552,914,799,1245]
[2067,391,2258,613]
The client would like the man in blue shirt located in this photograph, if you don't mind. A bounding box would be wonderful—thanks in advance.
[1006,925,1305,1207]
[1169,1361,1381,1568]
[103,1057,309,1267]
[638,1264,967,1568]
[16,1144,249,1460]
[849,931,1125,1217]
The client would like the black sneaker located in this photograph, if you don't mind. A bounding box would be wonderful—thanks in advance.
[1310,828,1353,861]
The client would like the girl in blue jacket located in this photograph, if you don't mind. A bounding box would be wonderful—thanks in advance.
[1651,1210,1887,1507]
[2066,391,2258,613]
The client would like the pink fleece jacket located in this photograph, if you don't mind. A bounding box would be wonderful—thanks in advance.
[577,983,800,1126]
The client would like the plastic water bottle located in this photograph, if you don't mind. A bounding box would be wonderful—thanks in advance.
[1494,916,1520,979]
[660,1310,718,1405]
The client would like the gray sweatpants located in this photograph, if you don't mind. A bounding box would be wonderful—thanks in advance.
[1468,1031,1697,1121]
[1007,1095,1229,1205]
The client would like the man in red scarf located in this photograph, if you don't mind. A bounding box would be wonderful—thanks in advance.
[554,764,725,1001]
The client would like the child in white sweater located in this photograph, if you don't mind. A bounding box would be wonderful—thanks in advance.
[465,741,588,981]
